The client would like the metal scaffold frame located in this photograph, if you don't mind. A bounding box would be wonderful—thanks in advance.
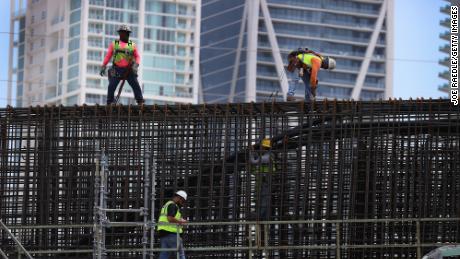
[1,100,459,258]
[93,147,153,259]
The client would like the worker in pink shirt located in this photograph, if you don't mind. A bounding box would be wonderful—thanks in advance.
[100,24,144,105]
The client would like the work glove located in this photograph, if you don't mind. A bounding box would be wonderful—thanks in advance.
[99,66,106,77]
[311,80,319,97]
[132,63,139,75]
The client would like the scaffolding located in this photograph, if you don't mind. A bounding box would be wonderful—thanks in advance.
[1,100,459,258]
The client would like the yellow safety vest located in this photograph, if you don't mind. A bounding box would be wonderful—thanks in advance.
[157,200,182,234]
[297,53,323,68]
[113,40,135,64]
[251,152,276,174]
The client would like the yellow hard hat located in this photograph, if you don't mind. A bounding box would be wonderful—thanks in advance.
[261,138,271,148]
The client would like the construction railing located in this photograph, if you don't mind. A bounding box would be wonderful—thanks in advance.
[2,218,460,259]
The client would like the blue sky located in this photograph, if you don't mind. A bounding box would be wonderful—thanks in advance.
[0,0,447,106]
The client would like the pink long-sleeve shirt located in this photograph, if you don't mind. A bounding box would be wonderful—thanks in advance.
[102,41,140,68]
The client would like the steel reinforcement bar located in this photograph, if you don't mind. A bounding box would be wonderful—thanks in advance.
[1,99,459,258]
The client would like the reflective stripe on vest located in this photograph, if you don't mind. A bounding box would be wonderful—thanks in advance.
[157,200,182,233]
[297,53,323,68]
[251,153,276,174]
[113,40,135,64]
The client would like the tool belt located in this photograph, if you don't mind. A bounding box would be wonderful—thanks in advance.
[108,66,131,79]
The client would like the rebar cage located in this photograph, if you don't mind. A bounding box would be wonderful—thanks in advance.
[1,100,459,258]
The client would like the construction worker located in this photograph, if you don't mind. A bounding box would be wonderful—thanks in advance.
[249,138,276,220]
[157,190,188,259]
[100,24,144,105]
[286,48,336,101]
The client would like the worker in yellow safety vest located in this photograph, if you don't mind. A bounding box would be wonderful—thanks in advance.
[249,138,276,220]
[287,48,336,101]
[157,190,188,259]
[100,24,144,105]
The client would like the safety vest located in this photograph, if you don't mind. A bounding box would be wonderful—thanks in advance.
[113,40,135,65]
[297,53,323,68]
[251,152,276,174]
[157,200,183,234]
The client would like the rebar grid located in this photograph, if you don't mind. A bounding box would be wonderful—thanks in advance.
[1,100,459,258]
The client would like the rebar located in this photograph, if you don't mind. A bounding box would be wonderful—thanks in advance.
[0,100,459,258]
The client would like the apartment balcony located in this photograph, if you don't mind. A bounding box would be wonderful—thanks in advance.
[440,5,450,15]
[438,83,450,93]
[439,56,450,67]
[438,70,449,80]
[268,0,380,16]
[440,18,450,28]
[440,31,450,41]
[439,44,450,54]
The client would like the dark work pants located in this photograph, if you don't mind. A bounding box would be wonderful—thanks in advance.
[287,70,313,101]
[107,66,144,104]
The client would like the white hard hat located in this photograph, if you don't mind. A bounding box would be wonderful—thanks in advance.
[175,190,187,201]
[117,24,132,33]
[328,58,336,70]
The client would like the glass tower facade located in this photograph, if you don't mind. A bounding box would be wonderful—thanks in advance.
[11,0,200,107]
[200,0,394,103]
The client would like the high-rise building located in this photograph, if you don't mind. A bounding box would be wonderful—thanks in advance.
[439,1,451,94]
[7,0,27,107]
[8,0,201,107]
[200,0,394,103]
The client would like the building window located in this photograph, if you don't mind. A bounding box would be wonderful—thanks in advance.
[106,0,123,9]
[67,79,79,92]
[70,0,81,10]
[31,16,35,24]
[88,22,103,34]
[87,64,100,75]
[178,4,188,15]
[88,36,103,47]
[68,52,79,65]
[41,11,46,20]
[87,50,102,61]
[69,24,81,38]
[89,8,103,20]
[70,10,81,24]
[89,0,104,6]
[40,66,44,74]
[85,94,102,104]
[87,78,102,88]
[105,10,122,22]
[67,66,79,80]
[69,38,80,51]
[66,95,79,105]
[40,38,45,47]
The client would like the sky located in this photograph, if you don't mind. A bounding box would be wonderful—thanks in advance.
[0,0,448,107]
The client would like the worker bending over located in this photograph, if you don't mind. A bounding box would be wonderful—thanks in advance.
[286,48,336,101]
